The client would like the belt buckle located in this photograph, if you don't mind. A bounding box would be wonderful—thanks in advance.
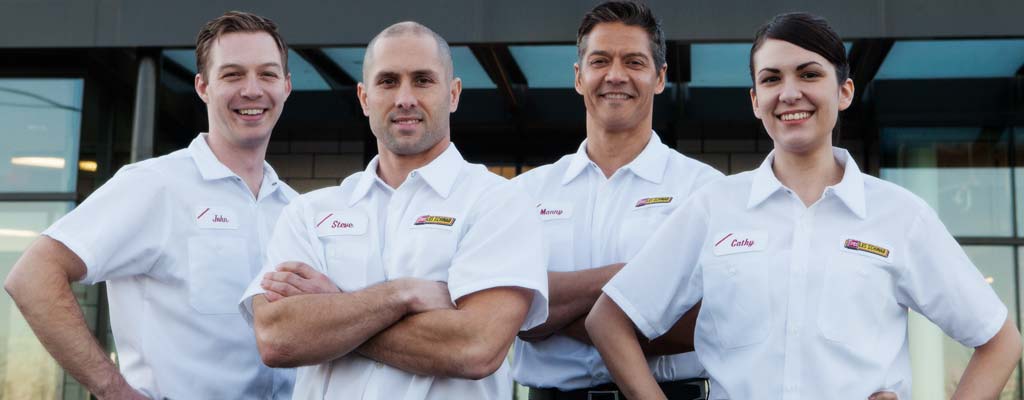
[587,390,620,400]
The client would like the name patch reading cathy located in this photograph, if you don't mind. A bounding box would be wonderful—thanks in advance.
[712,231,766,256]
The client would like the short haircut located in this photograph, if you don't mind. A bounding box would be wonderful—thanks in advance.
[577,1,667,70]
[749,12,850,85]
[195,11,288,80]
[363,21,453,81]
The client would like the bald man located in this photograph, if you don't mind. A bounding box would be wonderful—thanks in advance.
[240,21,549,400]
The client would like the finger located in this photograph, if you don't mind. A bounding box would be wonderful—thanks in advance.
[266,271,308,289]
[261,279,303,297]
[277,262,317,278]
[869,391,898,400]
[263,290,283,302]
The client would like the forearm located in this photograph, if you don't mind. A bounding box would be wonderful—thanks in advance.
[953,317,1022,399]
[521,264,623,338]
[357,287,531,379]
[253,280,411,368]
[563,302,699,357]
[586,294,666,400]
[4,244,128,397]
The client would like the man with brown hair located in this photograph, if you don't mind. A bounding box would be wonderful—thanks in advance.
[5,11,296,399]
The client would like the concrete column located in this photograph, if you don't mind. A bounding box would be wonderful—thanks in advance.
[130,54,157,162]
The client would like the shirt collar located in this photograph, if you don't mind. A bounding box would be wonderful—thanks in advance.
[348,143,464,206]
[561,131,669,185]
[747,147,867,219]
[189,133,286,197]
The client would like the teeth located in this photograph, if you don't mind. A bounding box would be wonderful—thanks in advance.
[781,112,810,121]
[604,93,630,100]
[394,119,420,125]
[238,109,264,116]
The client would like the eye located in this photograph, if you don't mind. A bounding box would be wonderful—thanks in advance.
[589,58,608,66]
[261,71,279,78]
[759,76,780,84]
[801,71,822,79]
[222,72,241,79]
[415,76,435,86]
[378,77,397,86]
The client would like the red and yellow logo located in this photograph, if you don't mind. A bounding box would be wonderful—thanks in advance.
[635,197,673,208]
[844,239,889,258]
[415,215,456,227]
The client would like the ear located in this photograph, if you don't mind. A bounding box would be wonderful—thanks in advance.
[574,62,584,95]
[749,87,762,120]
[356,82,370,117]
[283,72,293,101]
[838,78,855,111]
[653,63,667,95]
[449,77,463,113]
[195,73,209,103]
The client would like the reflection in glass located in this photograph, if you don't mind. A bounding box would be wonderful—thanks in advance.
[1015,128,1024,238]
[909,246,1018,399]
[880,127,1012,237]
[0,79,84,193]
[0,202,73,398]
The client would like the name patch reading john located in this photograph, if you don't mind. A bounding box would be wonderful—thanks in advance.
[844,239,890,258]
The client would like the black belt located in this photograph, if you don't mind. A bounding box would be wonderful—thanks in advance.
[529,378,708,400]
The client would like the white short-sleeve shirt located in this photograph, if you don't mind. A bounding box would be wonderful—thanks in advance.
[43,133,297,400]
[239,143,549,400]
[511,132,722,390]
[604,147,1007,400]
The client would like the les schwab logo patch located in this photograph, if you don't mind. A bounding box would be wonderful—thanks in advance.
[635,197,673,208]
[414,215,456,227]
[844,239,890,258]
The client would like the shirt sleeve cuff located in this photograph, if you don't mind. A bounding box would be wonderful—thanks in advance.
[41,229,99,285]
[959,303,1008,348]
[449,278,549,331]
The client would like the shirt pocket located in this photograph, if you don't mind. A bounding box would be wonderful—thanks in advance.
[818,250,890,352]
[541,219,574,271]
[702,258,773,350]
[618,213,665,260]
[187,236,251,315]
[404,228,458,281]
[324,237,370,292]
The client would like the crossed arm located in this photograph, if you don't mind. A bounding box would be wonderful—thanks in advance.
[518,264,698,355]
[253,263,533,379]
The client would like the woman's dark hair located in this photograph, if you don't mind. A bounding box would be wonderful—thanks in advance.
[748,12,849,86]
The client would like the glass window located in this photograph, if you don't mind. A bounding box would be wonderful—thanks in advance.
[1015,128,1024,238]
[880,127,1012,237]
[0,78,84,193]
[909,246,1017,400]
[0,201,74,399]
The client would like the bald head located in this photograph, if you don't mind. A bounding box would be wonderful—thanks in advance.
[363,21,453,82]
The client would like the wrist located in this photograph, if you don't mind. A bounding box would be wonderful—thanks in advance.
[389,278,415,314]
[93,371,131,399]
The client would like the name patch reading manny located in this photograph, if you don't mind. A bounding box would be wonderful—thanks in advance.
[844,239,890,258]
[537,201,572,221]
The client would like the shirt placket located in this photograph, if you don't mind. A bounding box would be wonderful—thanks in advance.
[783,196,814,400]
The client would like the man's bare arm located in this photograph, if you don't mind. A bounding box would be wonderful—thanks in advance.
[252,277,452,368]
[356,286,533,379]
[519,264,623,340]
[952,317,1022,399]
[4,237,145,399]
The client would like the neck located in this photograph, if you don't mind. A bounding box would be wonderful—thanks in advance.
[205,131,268,198]
[376,137,451,189]
[771,144,843,207]
[585,117,652,178]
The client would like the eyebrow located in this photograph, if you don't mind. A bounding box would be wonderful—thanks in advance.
[217,62,282,71]
[588,50,650,60]
[373,69,440,80]
[757,61,824,75]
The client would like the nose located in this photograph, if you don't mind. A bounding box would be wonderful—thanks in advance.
[604,59,628,86]
[779,80,802,104]
[240,74,263,99]
[394,81,417,110]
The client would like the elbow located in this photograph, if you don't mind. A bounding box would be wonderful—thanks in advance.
[255,326,301,368]
[4,263,31,303]
[455,341,507,380]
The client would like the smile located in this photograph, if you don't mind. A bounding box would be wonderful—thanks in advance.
[600,92,633,100]
[392,118,423,126]
[235,108,266,116]
[777,111,813,121]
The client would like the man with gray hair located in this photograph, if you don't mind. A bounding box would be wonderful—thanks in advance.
[240,21,549,399]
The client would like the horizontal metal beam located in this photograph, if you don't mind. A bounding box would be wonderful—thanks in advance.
[0,193,77,201]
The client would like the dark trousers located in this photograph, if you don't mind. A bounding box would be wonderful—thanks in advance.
[528,378,708,400]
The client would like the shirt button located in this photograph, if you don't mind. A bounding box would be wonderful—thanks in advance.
[789,327,800,336]
[785,384,798,391]
[375,362,384,369]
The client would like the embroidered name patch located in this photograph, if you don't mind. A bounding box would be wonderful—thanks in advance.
[414,215,456,227]
[315,211,368,237]
[712,231,766,256]
[537,202,572,221]
[844,239,890,258]
[195,206,239,229]
[635,197,673,208]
